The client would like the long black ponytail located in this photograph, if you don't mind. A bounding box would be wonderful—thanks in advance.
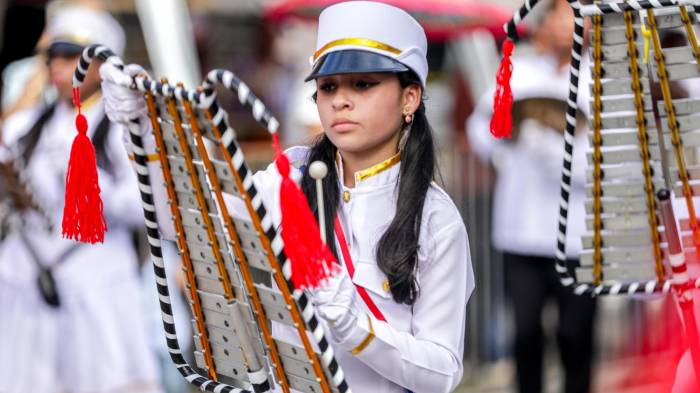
[301,70,435,305]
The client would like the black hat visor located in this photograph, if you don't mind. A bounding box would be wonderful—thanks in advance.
[47,41,85,58]
[305,49,408,81]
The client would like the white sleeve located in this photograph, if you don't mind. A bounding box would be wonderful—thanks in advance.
[466,89,501,164]
[335,221,474,393]
[1,107,41,147]
[98,122,143,228]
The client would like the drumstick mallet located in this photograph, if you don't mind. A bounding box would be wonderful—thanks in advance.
[309,161,329,245]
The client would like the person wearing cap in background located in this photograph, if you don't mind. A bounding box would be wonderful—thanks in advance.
[101,1,474,392]
[0,4,162,393]
[466,1,596,393]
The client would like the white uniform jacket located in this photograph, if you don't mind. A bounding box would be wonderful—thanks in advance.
[0,99,161,393]
[143,139,475,392]
[466,52,591,259]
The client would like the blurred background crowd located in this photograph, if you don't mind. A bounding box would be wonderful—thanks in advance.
[0,0,693,392]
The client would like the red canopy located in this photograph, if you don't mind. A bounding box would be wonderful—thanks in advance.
[264,0,515,42]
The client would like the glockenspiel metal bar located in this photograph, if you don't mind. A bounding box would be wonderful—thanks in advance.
[586,146,661,164]
[659,113,700,133]
[585,162,662,182]
[585,196,649,215]
[580,245,657,266]
[576,263,659,282]
[662,129,700,149]
[599,42,641,62]
[582,228,662,248]
[594,77,651,96]
[591,95,654,114]
[650,61,700,81]
[600,60,650,78]
[599,112,656,130]
[663,97,700,116]
[588,128,659,147]
[585,212,654,231]
[592,25,643,45]
[585,179,665,198]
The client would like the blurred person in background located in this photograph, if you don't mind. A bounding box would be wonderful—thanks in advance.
[466,1,596,393]
[0,4,162,393]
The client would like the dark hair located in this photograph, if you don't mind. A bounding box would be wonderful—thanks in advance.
[18,103,115,175]
[301,70,435,305]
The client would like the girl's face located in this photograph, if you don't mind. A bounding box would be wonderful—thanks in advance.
[48,55,101,103]
[315,72,418,159]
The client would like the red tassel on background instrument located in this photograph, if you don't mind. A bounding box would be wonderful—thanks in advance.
[62,87,107,244]
[272,133,339,289]
[490,39,515,139]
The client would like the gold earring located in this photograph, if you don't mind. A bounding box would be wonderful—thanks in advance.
[404,110,414,124]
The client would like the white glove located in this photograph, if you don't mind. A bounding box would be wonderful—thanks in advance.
[99,63,148,124]
[309,269,361,343]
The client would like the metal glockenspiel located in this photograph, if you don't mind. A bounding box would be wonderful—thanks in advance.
[500,0,700,379]
[73,45,350,393]
[503,0,700,295]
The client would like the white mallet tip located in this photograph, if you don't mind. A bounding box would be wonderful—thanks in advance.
[309,161,328,180]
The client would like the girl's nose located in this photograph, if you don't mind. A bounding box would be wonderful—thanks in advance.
[331,87,352,111]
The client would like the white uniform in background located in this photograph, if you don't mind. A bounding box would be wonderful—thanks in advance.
[0,99,162,393]
[467,49,596,393]
[467,53,591,259]
[0,4,162,392]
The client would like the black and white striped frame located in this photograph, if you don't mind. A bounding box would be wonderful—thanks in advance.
[199,69,349,393]
[75,44,263,393]
[74,45,349,393]
[501,0,700,296]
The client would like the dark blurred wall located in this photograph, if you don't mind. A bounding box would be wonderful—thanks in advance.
[0,0,48,104]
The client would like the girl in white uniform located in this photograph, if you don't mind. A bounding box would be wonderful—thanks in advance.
[0,6,162,393]
[101,2,475,392]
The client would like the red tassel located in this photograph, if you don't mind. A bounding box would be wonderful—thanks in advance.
[61,87,107,244]
[272,133,339,289]
[490,39,515,139]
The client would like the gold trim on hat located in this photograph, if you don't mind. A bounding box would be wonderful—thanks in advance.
[313,38,402,62]
[53,33,91,47]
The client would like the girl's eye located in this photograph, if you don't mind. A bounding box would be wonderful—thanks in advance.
[318,82,336,92]
[355,80,377,89]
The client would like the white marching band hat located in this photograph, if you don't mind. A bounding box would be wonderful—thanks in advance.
[46,5,125,57]
[306,1,429,87]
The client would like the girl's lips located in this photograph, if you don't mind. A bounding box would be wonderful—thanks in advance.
[332,120,358,132]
